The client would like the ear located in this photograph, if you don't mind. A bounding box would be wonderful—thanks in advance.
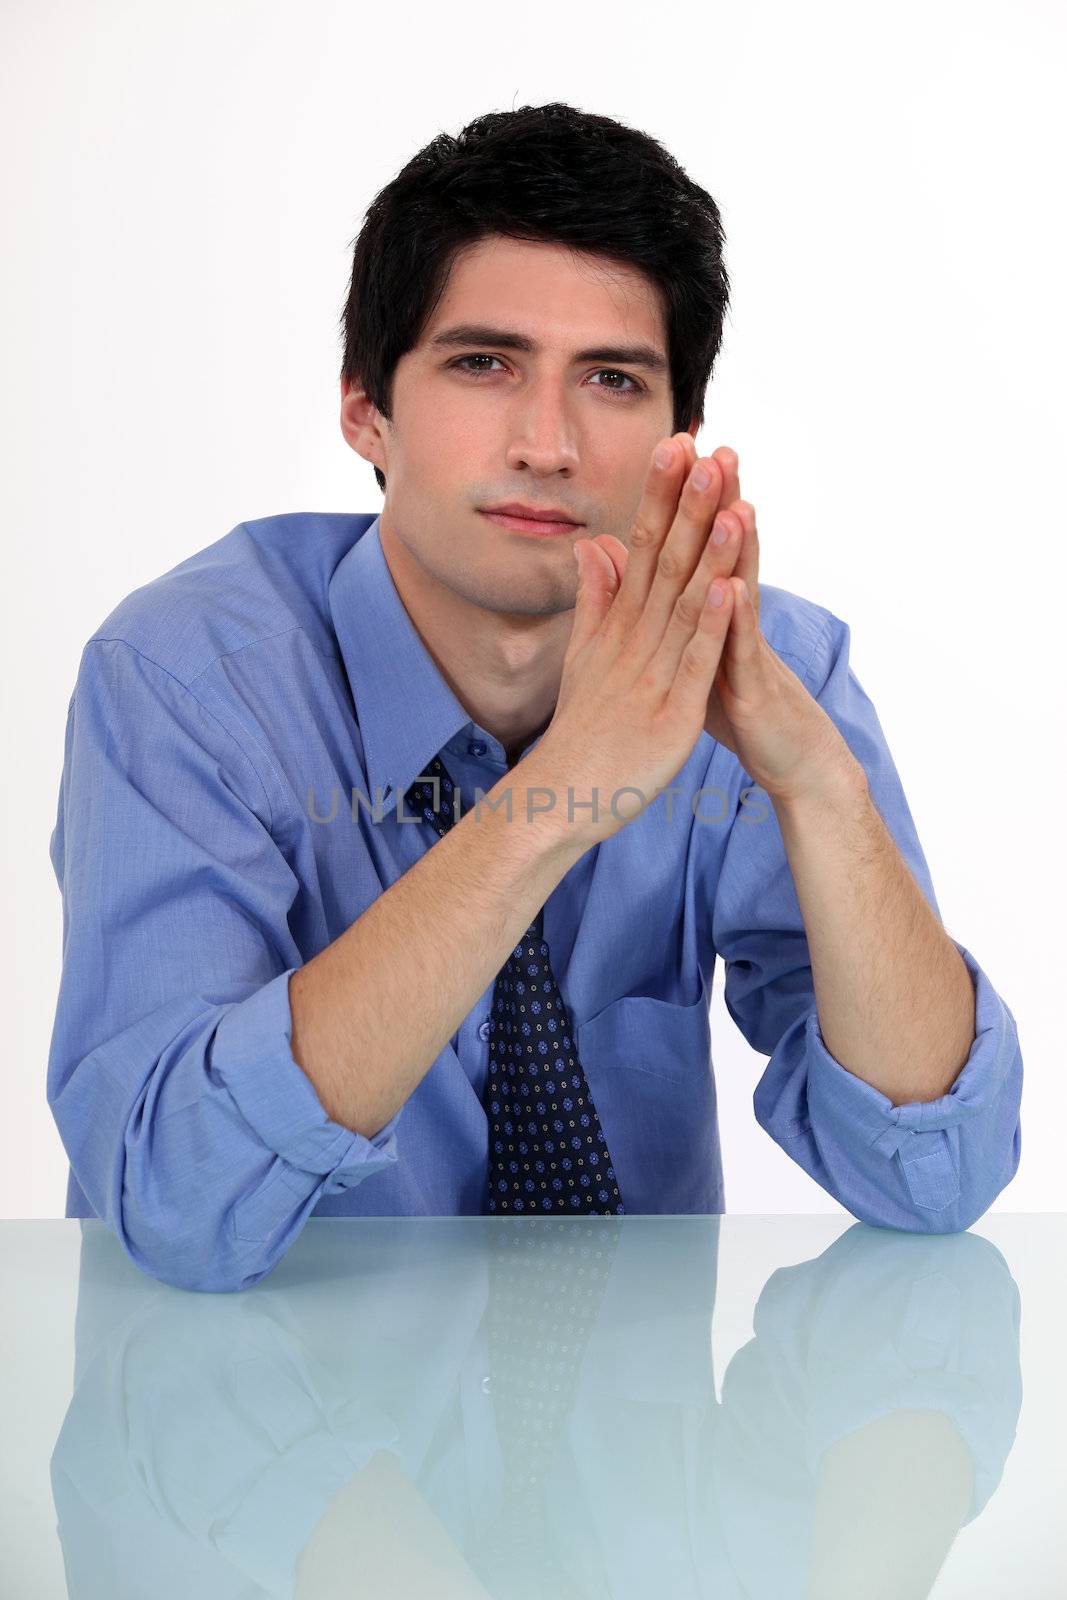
[340,375,388,474]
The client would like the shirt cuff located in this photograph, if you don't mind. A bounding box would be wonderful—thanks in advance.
[805,939,1022,1216]
[211,968,402,1188]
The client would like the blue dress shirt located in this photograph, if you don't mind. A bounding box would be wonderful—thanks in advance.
[47,512,1023,1291]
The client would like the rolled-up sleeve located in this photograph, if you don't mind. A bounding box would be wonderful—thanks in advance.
[47,638,401,1293]
[711,611,1023,1234]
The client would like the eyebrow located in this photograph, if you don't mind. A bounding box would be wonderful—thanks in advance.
[426,322,669,375]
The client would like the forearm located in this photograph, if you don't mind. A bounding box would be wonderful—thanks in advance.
[771,760,976,1106]
[289,765,586,1139]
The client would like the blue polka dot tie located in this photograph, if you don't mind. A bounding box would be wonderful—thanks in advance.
[405,754,625,1216]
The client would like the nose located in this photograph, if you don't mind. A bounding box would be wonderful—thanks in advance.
[503,379,580,476]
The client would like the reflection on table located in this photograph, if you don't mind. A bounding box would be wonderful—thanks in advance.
[50,1216,1021,1598]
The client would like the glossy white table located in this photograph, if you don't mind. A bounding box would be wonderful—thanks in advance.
[3,1213,1063,1597]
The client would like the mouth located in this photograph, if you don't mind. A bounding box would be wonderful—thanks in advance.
[478,508,583,538]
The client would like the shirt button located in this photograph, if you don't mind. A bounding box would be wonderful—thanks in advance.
[468,739,487,756]
[478,1018,491,1041]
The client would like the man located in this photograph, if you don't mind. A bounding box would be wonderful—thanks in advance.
[47,103,1023,1292]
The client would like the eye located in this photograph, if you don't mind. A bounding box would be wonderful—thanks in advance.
[448,355,644,395]
[451,354,506,375]
[588,368,643,394]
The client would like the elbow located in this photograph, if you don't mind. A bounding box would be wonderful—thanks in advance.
[114,1200,291,1293]
[113,1144,322,1295]
[47,993,353,1292]
[935,1104,1024,1236]
[849,1198,982,1238]
[857,1120,1022,1237]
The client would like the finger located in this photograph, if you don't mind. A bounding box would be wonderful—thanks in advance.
[678,432,698,475]
[626,433,740,662]
[687,443,750,608]
[584,538,621,600]
[646,510,744,694]
[565,538,620,658]
[682,439,740,519]
[588,532,630,590]
[621,452,730,663]
[676,438,750,612]
[665,572,735,726]
[721,576,762,685]
[718,500,760,627]
[712,446,740,510]
[608,434,712,633]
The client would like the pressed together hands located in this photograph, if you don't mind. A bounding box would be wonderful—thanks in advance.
[289,437,862,1142]
[527,434,859,848]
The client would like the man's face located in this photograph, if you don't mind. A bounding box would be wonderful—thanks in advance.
[351,235,684,620]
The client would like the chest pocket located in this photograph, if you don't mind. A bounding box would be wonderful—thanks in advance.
[575,989,711,1083]
[574,988,721,1214]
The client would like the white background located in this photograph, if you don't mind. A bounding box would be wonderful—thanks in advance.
[3,0,1063,1220]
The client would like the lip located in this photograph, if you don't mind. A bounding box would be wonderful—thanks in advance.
[479,507,583,537]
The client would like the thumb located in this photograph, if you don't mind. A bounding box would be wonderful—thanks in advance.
[568,538,619,652]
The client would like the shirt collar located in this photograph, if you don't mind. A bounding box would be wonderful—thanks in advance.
[328,514,515,808]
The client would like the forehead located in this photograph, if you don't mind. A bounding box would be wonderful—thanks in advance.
[419,235,667,351]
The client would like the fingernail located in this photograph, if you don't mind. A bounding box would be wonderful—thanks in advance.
[711,517,730,546]
[654,442,674,470]
[691,463,711,491]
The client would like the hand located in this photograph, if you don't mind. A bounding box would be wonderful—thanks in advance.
[527,434,741,851]
[580,438,857,806]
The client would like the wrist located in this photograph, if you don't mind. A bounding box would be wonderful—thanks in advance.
[768,749,868,820]
[503,753,602,862]
[478,758,596,867]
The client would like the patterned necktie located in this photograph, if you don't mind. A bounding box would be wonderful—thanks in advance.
[405,754,625,1216]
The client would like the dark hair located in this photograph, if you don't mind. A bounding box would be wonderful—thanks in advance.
[339,102,731,495]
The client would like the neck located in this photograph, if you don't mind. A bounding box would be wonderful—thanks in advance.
[379,511,570,762]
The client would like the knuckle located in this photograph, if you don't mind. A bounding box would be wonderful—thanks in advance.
[655,542,687,584]
[672,585,703,629]
[629,512,661,550]
[677,641,706,679]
